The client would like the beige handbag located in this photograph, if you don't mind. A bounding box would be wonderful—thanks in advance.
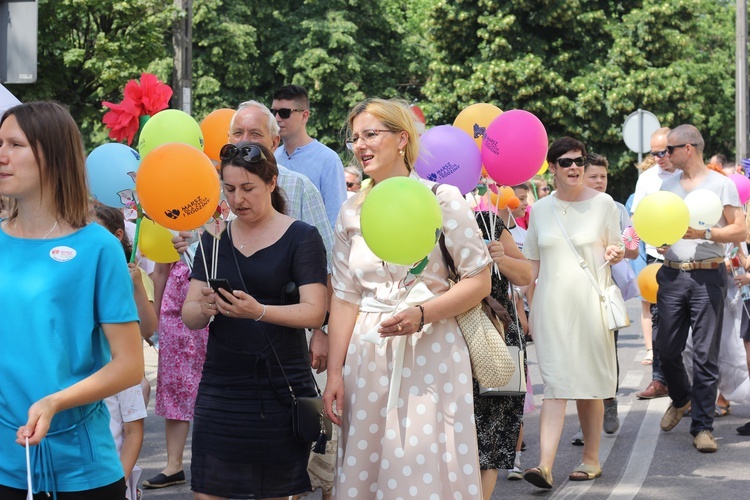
[455,296,516,388]
[431,183,516,387]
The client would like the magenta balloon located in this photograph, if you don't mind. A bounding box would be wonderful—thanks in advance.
[729,173,750,204]
[413,125,482,195]
[481,110,548,186]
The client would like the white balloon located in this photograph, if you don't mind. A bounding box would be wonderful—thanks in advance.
[684,189,723,230]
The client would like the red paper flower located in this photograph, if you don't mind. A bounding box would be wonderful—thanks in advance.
[102,97,140,145]
[124,73,172,116]
[102,73,173,145]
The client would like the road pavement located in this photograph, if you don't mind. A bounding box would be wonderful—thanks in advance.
[136,299,750,499]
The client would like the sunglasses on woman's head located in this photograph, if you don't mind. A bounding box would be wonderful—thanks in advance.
[556,157,585,168]
[219,144,267,163]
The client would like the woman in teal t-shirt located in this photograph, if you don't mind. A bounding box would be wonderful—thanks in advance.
[0,102,143,499]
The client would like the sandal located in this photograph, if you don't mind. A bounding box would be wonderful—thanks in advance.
[715,403,731,417]
[523,466,553,489]
[569,463,602,481]
[642,349,653,365]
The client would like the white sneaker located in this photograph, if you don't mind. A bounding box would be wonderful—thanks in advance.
[507,465,523,480]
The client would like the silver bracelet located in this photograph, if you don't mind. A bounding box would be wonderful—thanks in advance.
[254,304,266,322]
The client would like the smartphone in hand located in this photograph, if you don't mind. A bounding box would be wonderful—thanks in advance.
[208,278,234,296]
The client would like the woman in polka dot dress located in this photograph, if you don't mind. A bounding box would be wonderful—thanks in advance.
[323,98,492,500]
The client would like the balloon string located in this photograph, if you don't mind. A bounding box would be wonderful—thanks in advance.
[476,210,498,278]
[129,208,143,264]
[198,234,210,284]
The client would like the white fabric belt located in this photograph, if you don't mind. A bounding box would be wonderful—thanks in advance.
[358,281,435,412]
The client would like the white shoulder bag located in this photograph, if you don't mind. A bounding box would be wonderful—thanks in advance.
[552,209,629,331]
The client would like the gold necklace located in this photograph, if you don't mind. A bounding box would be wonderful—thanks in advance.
[555,197,574,215]
[12,219,59,239]
[233,216,274,251]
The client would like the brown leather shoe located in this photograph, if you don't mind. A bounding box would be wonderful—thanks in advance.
[636,380,668,399]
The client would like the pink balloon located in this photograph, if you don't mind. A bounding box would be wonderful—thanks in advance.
[414,125,482,195]
[481,110,548,186]
[729,173,750,204]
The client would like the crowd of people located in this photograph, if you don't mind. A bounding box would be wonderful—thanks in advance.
[2,90,750,500]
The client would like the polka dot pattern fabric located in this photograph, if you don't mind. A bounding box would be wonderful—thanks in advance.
[331,178,490,499]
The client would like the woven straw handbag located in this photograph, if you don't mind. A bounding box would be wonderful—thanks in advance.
[430,184,516,388]
[456,296,516,388]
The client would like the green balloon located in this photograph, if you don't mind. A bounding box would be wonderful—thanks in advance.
[360,177,443,266]
[138,109,204,157]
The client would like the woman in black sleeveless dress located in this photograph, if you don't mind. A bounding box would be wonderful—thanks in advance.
[182,142,328,499]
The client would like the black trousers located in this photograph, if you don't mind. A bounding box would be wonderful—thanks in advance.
[646,255,666,384]
[0,478,126,500]
[655,265,725,435]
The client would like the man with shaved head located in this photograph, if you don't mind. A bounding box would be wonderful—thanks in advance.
[655,124,747,453]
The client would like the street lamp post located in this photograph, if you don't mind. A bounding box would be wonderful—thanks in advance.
[173,0,193,115]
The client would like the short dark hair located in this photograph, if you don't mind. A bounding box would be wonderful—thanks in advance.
[220,141,287,215]
[92,204,132,261]
[586,153,608,170]
[547,136,587,165]
[273,85,309,109]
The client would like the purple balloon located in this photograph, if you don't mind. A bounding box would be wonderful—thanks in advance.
[414,125,482,195]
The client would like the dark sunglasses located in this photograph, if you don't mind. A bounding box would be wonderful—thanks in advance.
[346,182,359,188]
[650,149,668,158]
[219,144,267,163]
[556,156,585,168]
[666,143,697,155]
[269,108,305,119]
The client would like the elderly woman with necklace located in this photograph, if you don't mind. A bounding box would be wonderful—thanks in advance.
[521,137,625,489]
[323,98,492,499]
[181,141,328,499]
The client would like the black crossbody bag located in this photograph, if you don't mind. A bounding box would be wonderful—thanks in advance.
[226,221,332,453]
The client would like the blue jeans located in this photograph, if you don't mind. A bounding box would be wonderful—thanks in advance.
[656,265,725,435]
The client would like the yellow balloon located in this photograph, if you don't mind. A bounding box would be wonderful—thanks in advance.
[537,160,548,175]
[632,191,690,247]
[453,103,503,151]
[138,218,180,263]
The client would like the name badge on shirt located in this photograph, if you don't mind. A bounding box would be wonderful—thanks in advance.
[50,246,77,262]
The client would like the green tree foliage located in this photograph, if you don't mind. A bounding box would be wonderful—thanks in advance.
[3,0,737,190]
[422,0,735,200]
[189,0,425,153]
[6,0,175,148]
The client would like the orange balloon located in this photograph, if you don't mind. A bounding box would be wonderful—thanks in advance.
[200,108,236,162]
[136,143,221,231]
[489,186,515,209]
[637,263,662,304]
[507,196,520,210]
[453,103,503,151]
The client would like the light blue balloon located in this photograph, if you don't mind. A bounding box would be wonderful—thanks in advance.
[86,143,141,208]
